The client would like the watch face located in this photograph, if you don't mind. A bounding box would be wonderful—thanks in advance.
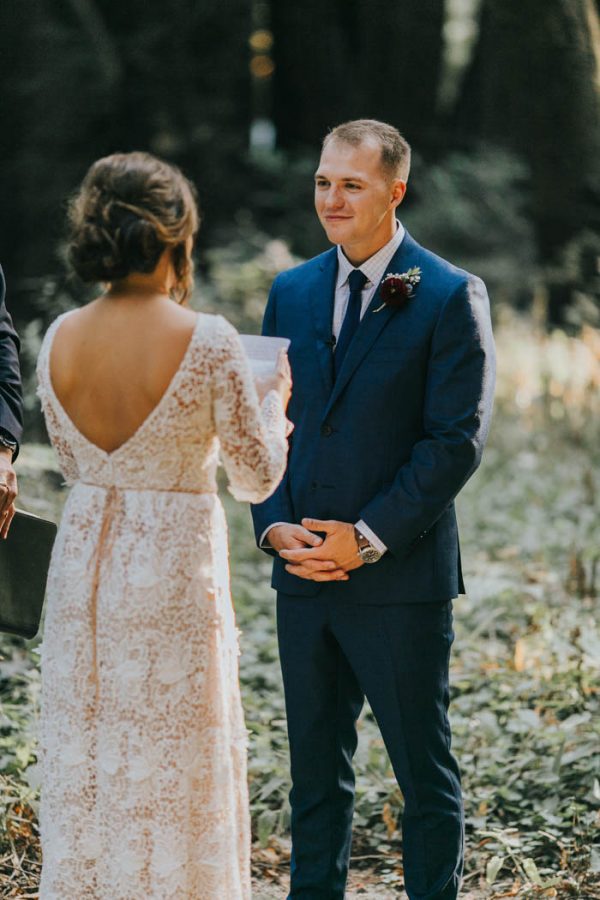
[360,546,382,564]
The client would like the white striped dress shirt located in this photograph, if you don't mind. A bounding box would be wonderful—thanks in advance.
[333,220,405,339]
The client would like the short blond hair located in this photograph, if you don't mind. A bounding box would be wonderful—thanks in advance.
[323,119,411,181]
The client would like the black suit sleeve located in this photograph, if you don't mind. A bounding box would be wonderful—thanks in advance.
[0,266,24,457]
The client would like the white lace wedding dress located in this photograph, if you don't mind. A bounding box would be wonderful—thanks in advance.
[36,311,289,899]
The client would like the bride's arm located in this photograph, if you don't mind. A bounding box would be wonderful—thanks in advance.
[211,317,290,504]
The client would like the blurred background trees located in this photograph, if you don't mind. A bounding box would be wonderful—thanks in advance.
[0,0,598,330]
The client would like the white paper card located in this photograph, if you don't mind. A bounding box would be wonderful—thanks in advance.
[239,334,291,377]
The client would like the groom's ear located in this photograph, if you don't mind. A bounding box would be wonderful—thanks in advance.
[390,179,407,209]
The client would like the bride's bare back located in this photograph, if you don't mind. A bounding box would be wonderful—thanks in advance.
[50,295,198,453]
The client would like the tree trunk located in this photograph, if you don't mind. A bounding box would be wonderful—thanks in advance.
[271,0,356,149]
[0,0,252,290]
[0,2,35,286]
[271,0,445,150]
[455,0,600,259]
[355,0,445,148]
[103,0,252,234]
[2,0,122,283]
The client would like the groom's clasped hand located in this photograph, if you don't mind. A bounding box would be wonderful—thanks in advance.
[269,517,362,581]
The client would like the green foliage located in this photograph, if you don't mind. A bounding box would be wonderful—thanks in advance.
[402,149,537,306]
[231,151,323,261]
[545,230,600,330]
[200,223,302,334]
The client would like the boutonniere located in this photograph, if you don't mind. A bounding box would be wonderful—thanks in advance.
[373,267,421,313]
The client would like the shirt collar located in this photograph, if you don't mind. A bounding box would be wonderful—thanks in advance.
[336,220,406,289]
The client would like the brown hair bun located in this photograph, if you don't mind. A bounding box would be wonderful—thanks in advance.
[67,151,199,303]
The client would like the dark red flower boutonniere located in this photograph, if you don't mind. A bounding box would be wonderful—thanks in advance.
[373,267,421,313]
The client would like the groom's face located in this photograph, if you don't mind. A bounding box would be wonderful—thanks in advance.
[314,138,405,256]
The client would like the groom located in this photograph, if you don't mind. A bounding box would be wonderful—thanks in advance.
[251,119,495,900]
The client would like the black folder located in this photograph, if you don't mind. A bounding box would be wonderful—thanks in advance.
[0,509,57,639]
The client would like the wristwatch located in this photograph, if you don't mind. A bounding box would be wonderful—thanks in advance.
[354,526,383,565]
[0,432,17,455]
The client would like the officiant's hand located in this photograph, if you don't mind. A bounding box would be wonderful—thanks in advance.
[279,518,364,579]
[267,523,349,581]
[0,448,17,539]
[255,351,292,409]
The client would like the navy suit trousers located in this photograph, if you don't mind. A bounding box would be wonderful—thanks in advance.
[277,587,464,900]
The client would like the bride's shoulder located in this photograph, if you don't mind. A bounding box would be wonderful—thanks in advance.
[36,308,79,386]
[197,312,239,344]
[39,308,79,354]
[195,314,249,376]
[46,307,79,331]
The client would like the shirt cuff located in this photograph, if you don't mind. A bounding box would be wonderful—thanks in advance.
[259,522,290,548]
[355,520,387,555]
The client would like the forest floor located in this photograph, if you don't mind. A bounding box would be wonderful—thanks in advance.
[0,317,599,899]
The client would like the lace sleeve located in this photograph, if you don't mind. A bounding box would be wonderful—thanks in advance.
[211,317,290,503]
[36,326,80,486]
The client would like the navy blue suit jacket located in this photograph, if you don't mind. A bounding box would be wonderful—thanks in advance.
[0,266,23,455]
[251,231,496,604]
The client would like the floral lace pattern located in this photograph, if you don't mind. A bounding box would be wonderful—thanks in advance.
[36,312,290,899]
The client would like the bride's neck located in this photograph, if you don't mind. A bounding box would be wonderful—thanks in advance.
[104,251,175,300]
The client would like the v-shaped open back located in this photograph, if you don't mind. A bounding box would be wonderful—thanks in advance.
[43,310,203,459]
[37,309,289,498]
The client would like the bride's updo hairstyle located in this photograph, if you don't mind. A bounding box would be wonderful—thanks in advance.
[67,151,199,303]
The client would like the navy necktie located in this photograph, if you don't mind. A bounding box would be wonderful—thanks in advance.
[334,268,368,378]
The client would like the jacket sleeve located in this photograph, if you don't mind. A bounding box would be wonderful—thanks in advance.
[359,276,496,558]
[0,266,24,457]
[250,276,295,551]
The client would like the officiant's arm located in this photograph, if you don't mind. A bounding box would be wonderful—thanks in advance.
[0,266,23,458]
[358,276,496,558]
[0,267,23,536]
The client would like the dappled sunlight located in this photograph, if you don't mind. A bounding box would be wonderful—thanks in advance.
[494,308,600,435]
[496,310,600,434]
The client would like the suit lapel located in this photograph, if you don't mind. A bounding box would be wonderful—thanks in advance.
[310,248,338,395]
[323,231,421,418]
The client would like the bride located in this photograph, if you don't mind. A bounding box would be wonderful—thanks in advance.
[36,151,291,899]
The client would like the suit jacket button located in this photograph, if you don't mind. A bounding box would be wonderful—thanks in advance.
[321,424,333,436]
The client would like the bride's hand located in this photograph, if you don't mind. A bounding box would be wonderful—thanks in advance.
[256,351,292,410]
